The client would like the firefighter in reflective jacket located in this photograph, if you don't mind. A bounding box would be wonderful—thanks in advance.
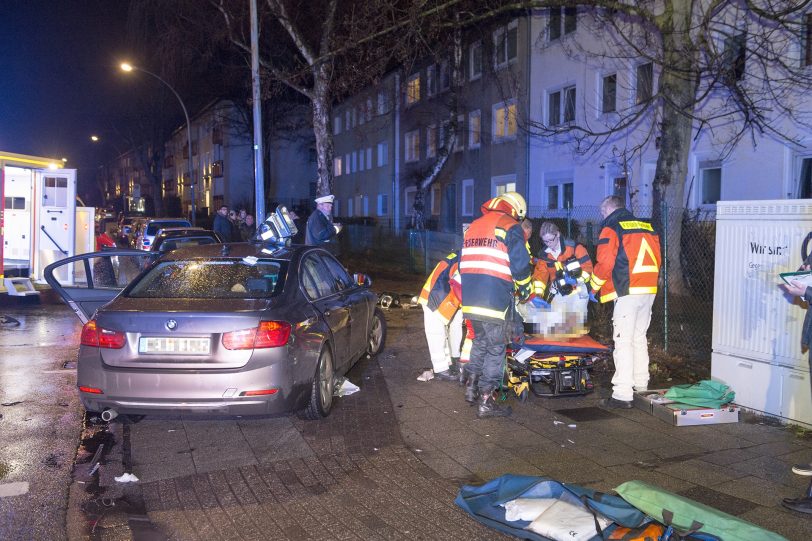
[532,221,593,303]
[418,252,463,381]
[589,195,662,408]
[461,191,533,418]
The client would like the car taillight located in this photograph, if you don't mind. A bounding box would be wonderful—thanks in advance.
[222,321,291,350]
[80,320,126,349]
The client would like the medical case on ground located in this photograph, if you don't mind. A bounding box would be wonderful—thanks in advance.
[632,390,739,426]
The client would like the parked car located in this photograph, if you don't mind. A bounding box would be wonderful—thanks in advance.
[44,243,386,420]
[150,227,223,254]
[137,218,192,250]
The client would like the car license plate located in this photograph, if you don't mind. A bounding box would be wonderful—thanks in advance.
[139,337,211,355]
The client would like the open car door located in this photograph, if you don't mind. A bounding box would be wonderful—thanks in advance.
[44,249,153,324]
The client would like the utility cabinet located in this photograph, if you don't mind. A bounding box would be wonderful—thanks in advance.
[711,200,812,427]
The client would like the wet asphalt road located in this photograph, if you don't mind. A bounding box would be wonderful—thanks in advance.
[0,302,83,541]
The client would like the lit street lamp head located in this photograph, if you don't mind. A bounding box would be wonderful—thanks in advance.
[120,62,134,72]
[90,135,99,142]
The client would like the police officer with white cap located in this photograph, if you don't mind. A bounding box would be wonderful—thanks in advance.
[305,194,343,248]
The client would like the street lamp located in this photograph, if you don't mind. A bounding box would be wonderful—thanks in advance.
[120,62,195,225]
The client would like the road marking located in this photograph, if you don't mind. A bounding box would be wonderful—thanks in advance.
[0,481,29,497]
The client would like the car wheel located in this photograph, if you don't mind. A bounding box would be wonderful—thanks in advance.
[301,347,335,420]
[366,308,387,357]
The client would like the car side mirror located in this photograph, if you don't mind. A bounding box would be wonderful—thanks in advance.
[353,273,372,288]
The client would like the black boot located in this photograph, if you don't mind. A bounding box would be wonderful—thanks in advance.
[477,387,512,418]
[449,357,460,377]
[464,370,480,404]
[457,361,467,386]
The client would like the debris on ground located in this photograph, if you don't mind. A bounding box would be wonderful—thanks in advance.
[334,378,360,397]
[416,370,434,382]
[113,473,139,483]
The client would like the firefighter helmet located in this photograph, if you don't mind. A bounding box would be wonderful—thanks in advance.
[499,191,527,219]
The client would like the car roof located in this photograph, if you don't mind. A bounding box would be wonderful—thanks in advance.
[156,227,208,235]
[158,242,315,262]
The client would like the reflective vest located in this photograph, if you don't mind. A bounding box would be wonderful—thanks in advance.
[418,252,461,323]
[590,208,661,303]
[460,202,532,322]
[532,238,593,297]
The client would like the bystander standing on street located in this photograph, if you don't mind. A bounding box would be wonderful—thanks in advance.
[240,214,256,241]
[213,204,233,241]
[589,195,661,409]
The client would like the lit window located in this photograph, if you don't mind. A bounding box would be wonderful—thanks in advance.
[493,100,517,140]
[406,74,420,106]
[334,157,342,177]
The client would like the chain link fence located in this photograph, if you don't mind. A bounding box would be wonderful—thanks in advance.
[339,203,716,363]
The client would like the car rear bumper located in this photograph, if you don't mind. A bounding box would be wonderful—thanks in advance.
[77,351,310,416]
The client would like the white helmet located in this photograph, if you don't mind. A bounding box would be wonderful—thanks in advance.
[499,191,527,219]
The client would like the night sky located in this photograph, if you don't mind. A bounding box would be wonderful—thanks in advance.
[0,0,131,202]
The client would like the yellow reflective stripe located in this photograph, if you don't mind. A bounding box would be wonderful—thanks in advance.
[619,220,653,231]
[580,271,591,281]
[515,275,531,286]
[629,286,658,294]
[495,228,507,239]
[462,305,507,320]
[600,291,617,302]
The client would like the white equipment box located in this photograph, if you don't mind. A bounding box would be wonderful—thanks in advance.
[712,200,812,427]
[633,390,739,427]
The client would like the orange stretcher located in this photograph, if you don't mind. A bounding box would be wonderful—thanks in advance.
[505,335,611,400]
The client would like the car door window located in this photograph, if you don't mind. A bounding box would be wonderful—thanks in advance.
[300,255,336,300]
[321,254,354,290]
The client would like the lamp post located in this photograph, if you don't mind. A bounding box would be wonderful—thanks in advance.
[120,62,195,225]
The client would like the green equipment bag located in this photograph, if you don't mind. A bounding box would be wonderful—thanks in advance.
[663,380,735,409]
[614,480,788,541]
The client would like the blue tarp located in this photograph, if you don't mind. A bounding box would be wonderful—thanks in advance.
[455,474,647,541]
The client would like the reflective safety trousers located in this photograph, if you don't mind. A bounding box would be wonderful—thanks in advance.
[590,208,661,303]
[460,210,532,322]
[417,252,461,324]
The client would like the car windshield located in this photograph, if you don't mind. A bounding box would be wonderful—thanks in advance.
[126,258,287,299]
[156,237,217,252]
[146,221,190,235]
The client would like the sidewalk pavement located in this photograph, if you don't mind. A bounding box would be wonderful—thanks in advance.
[74,301,812,540]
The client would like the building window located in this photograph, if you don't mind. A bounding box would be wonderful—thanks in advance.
[492,176,517,198]
[377,90,388,115]
[211,160,223,178]
[405,130,420,162]
[548,185,559,210]
[493,20,518,69]
[427,65,436,97]
[454,115,464,152]
[378,141,388,166]
[345,153,351,174]
[493,100,517,141]
[347,197,354,217]
[406,73,420,106]
[601,73,616,114]
[378,194,389,216]
[359,149,365,171]
[469,110,481,149]
[366,147,372,169]
[427,125,437,158]
[345,110,351,130]
[333,116,341,135]
[431,185,441,215]
[358,104,366,126]
[723,32,746,82]
[405,186,417,215]
[700,164,722,205]
[549,7,576,41]
[334,156,343,177]
[563,182,574,209]
[636,62,653,104]
[804,13,812,67]
[548,86,575,126]
[462,179,474,216]
[352,151,358,172]
[469,41,482,80]
[365,98,373,122]
[439,60,450,92]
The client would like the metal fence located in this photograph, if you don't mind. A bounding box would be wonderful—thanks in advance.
[339,204,716,362]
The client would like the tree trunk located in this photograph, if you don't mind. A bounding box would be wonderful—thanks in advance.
[312,64,334,197]
[652,1,697,296]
